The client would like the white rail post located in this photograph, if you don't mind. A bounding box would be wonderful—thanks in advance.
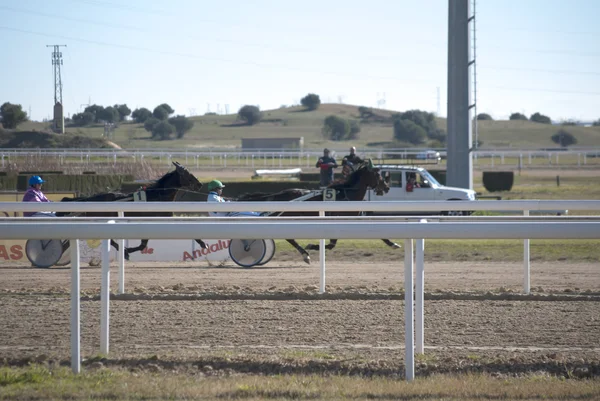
[523,210,531,294]
[118,211,125,294]
[404,239,415,381]
[100,238,111,355]
[70,239,81,374]
[415,237,425,354]
[319,210,326,294]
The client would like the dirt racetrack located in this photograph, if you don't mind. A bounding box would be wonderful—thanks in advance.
[1,260,599,377]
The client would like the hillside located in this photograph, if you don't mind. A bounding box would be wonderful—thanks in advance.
[0,129,117,149]
[14,104,600,150]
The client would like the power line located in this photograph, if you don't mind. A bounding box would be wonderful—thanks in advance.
[482,86,600,96]
[0,25,442,86]
[1,5,445,59]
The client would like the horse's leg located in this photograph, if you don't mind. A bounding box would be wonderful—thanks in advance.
[194,239,208,249]
[124,239,149,260]
[381,239,401,249]
[286,239,310,264]
[306,239,337,251]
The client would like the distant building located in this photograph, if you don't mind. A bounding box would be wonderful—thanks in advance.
[242,137,304,150]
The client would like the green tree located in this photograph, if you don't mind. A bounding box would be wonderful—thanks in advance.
[358,106,373,119]
[300,93,321,111]
[551,129,577,147]
[97,106,120,123]
[131,107,152,123]
[143,117,160,133]
[477,113,493,121]
[153,106,170,120]
[322,115,350,141]
[593,118,600,127]
[530,112,552,124]
[238,105,262,125]
[0,102,28,129]
[509,112,528,121]
[72,111,95,127]
[152,120,176,140]
[157,103,174,114]
[392,109,443,144]
[114,104,131,121]
[84,104,105,122]
[168,115,194,139]
[393,119,427,145]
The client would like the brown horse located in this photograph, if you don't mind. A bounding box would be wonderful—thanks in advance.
[237,160,395,264]
[57,161,208,258]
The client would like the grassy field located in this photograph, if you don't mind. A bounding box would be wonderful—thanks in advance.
[17,103,600,150]
[1,365,598,401]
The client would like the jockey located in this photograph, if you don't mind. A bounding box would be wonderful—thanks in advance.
[206,180,261,217]
[22,175,56,217]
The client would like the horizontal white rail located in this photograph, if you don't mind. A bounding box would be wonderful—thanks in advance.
[2,200,600,213]
[3,221,600,240]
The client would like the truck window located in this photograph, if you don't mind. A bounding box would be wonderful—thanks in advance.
[415,173,430,188]
[383,171,403,187]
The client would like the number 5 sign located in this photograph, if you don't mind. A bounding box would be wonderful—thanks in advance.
[323,188,336,201]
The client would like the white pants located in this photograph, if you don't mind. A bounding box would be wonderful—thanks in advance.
[31,212,56,217]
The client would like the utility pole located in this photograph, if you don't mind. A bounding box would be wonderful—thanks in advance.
[446,0,473,190]
[47,44,67,133]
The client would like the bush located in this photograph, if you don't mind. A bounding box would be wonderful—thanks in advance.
[530,112,551,124]
[551,129,577,147]
[477,113,493,121]
[300,93,321,111]
[392,109,444,144]
[151,121,176,140]
[72,111,95,127]
[143,117,160,133]
[131,108,152,123]
[0,102,28,129]
[168,115,194,139]
[482,171,514,192]
[358,106,373,119]
[153,106,170,121]
[238,105,262,125]
[593,119,600,127]
[321,115,359,141]
[393,119,427,145]
[509,112,528,121]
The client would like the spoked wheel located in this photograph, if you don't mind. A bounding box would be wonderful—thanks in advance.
[25,239,66,268]
[229,239,266,268]
[55,241,72,266]
[256,239,276,266]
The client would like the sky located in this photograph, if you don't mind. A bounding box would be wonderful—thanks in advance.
[1,0,599,122]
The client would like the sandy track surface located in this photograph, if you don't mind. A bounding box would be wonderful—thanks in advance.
[1,261,599,377]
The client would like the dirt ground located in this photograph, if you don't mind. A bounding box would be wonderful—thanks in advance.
[1,260,599,378]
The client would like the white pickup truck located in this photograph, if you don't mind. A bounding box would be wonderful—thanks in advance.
[364,165,477,216]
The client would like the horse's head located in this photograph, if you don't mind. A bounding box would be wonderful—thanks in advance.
[353,159,389,196]
[172,162,203,191]
[152,162,203,192]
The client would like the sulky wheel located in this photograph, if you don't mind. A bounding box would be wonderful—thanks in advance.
[256,239,276,266]
[228,239,267,268]
[25,239,65,268]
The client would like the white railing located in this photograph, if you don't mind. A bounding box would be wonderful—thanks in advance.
[4,216,600,381]
[3,200,600,213]
[2,148,600,168]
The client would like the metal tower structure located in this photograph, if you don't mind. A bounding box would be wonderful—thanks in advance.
[47,45,66,104]
[446,0,474,189]
[47,45,67,133]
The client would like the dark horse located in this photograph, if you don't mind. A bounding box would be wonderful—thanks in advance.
[57,162,208,258]
[237,160,395,264]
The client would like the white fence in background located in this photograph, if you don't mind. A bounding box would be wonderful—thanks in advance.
[2,200,600,380]
[2,148,600,169]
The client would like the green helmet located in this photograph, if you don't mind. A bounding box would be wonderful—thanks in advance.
[207,180,225,191]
